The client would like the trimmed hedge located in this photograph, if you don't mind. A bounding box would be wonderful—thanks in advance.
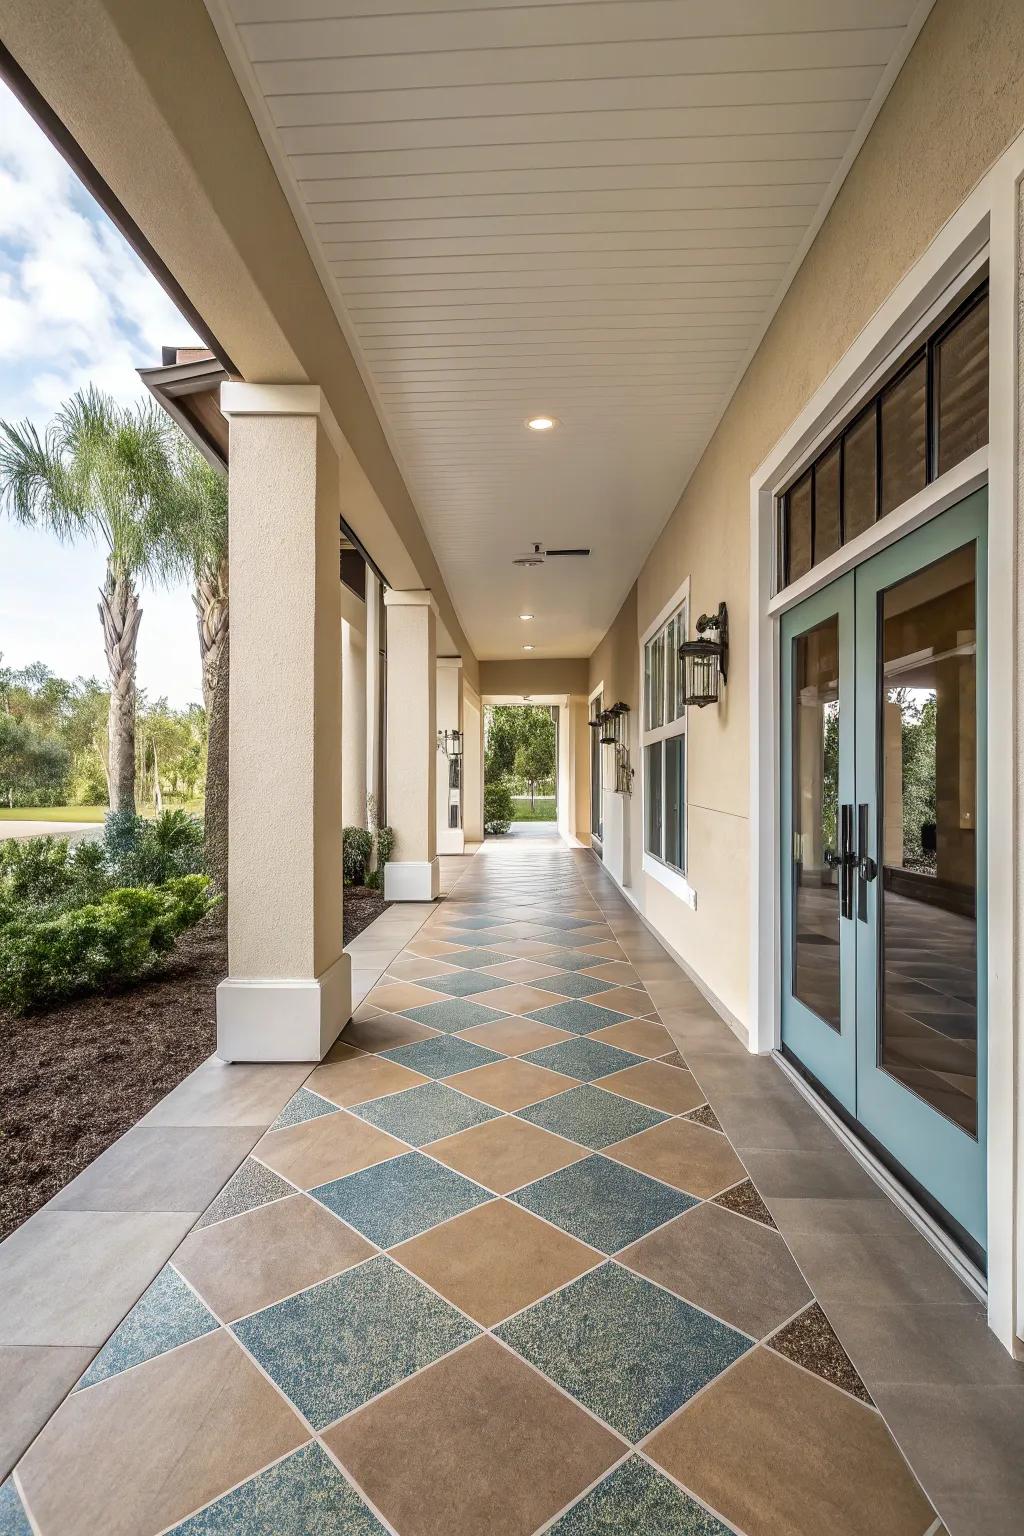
[0,875,217,1013]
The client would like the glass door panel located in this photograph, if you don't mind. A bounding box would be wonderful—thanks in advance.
[780,576,857,1111]
[854,490,987,1252]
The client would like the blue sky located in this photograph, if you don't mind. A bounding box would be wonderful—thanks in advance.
[0,82,204,709]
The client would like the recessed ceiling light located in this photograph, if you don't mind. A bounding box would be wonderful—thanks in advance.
[519,613,534,621]
[522,643,535,651]
[526,415,556,432]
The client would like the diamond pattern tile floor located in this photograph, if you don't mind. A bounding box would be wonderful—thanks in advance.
[10,835,945,1536]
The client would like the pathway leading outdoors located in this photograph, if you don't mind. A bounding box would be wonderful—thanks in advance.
[1,830,1020,1535]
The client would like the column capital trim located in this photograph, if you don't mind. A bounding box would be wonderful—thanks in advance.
[221,382,325,419]
[384,588,439,617]
[437,655,463,670]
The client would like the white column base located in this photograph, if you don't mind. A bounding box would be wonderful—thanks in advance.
[384,858,440,901]
[216,951,351,1062]
[437,827,465,855]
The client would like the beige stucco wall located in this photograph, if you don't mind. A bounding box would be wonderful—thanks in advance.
[479,658,590,697]
[228,414,342,982]
[588,0,1024,1028]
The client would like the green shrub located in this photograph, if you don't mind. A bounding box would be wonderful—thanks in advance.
[0,835,109,915]
[484,779,514,835]
[104,809,205,886]
[343,825,373,885]
[365,824,395,889]
[0,875,217,1013]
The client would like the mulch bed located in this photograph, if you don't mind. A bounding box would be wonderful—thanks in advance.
[0,885,389,1242]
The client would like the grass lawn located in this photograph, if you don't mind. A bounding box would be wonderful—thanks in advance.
[0,801,204,823]
[511,796,557,822]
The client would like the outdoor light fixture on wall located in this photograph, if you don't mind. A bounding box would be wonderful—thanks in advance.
[437,728,463,758]
[589,703,634,794]
[679,604,729,708]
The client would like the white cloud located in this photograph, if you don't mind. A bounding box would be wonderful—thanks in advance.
[0,83,204,707]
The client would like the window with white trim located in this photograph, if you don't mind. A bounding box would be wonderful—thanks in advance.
[643,599,687,873]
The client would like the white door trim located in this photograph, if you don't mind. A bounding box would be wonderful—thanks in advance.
[748,131,1024,1350]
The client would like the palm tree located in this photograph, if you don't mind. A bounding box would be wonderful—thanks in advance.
[156,438,229,894]
[0,386,177,813]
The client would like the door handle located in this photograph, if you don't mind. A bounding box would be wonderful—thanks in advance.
[824,805,856,920]
[856,803,876,921]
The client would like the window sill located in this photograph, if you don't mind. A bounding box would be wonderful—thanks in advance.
[642,852,697,909]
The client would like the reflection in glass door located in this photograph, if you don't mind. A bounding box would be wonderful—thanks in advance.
[781,490,987,1257]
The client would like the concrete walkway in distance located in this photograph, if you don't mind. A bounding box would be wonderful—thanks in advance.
[0,820,103,843]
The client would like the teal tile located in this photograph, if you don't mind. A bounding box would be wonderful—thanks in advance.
[517,1084,668,1150]
[401,997,508,1032]
[525,999,632,1035]
[0,1479,32,1536]
[533,950,608,972]
[536,972,615,999]
[380,1033,504,1079]
[510,1155,696,1252]
[496,1264,751,1441]
[443,948,514,968]
[168,1442,385,1534]
[196,1157,294,1230]
[269,1087,340,1132]
[418,970,509,998]
[311,1150,492,1245]
[348,1082,501,1147]
[522,1037,646,1082]
[550,1457,732,1535]
[76,1266,218,1390]
[232,1256,477,1429]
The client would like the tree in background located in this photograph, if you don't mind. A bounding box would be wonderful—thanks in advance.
[484,703,557,822]
[156,439,228,894]
[513,710,557,809]
[0,387,181,813]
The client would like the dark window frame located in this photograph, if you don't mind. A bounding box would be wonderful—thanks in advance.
[777,281,988,591]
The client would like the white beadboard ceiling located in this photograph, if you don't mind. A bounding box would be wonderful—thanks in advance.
[210,0,931,660]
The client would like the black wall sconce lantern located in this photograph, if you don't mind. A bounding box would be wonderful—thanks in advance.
[679,603,728,708]
[437,727,463,758]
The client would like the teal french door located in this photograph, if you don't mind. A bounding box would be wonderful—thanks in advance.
[781,491,987,1254]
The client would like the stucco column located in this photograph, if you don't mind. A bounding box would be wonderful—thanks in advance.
[436,657,465,855]
[341,616,367,827]
[384,589,440,899]
[216,383,350,1061]
[462,683,484,843]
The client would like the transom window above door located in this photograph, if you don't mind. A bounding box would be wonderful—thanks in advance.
[643,598,687,874]
[776,280,988,592]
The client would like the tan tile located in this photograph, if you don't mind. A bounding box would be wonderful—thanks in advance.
[307,1052,427,1108]
[350,998,383,1023]
[408,937,462,958]
[0,1345,95,1479]
[620,1202,811,1338]
[446,1058,579,1111]
[254,1111,405,1189]
[587,985,654,1018]
[581,960,642,985]
[429,1115,586,1194]
[483,959,563,983]
[458,1016,572,1055]
[393,1201,600,1327]
[591,1018,675,1057]
[599,1060,705,1114]
[17,1329,306,1536]
[366,980,447,1012]
[338,1013,439,1053]
[483,983,564,1015]
[324,1334,621,1536]
[608,1117,746,1198]
[387,953,459,982]
[173,1193,375,1321]
[580,941,627,960]
[646,1346,934,1536]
